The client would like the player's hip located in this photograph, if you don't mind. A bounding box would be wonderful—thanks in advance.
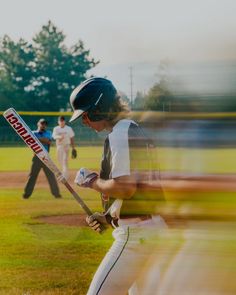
[112,215,168,242]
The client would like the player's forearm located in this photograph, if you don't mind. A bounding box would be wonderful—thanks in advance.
[39,138,51,144]
[91,177,136,199]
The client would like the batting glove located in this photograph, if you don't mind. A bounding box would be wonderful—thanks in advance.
[74,168,98,188]
[86,212,108,233]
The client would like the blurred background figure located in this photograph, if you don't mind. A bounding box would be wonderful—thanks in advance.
[52,116,77,180]
[23,118,61,199]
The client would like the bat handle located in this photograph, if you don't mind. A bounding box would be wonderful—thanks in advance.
[63,181,106,234]
[63,181,93,216]
[98,224,106,234]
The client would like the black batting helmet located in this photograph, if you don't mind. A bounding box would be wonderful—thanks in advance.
[69,77,118,123]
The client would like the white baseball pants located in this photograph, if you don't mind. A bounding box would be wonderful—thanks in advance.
[87,216,167,295]
[57,144,70,180]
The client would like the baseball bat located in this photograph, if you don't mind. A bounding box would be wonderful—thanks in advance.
[3,108,93,216]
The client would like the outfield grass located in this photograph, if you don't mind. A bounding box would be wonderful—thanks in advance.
[1,146,236,173]
[0,146,103,172]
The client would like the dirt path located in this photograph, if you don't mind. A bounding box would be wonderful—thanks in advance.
[1,170,236,192]
[36,214,87,227]
[0,170,77,188]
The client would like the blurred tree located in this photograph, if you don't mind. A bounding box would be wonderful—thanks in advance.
[144,59,173,111]
[0,21,98,111]
[144,80,173,111]
[133,91,146,110]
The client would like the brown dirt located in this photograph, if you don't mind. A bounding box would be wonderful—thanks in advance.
[0,171,47,188]
[1,170,236,192]
[0,170,77,188]
[36,214,87,227]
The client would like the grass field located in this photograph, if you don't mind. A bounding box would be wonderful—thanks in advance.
[0,146,236,294]
[0,146,111,294]
[1,146,236,173]
[0,187,114,295]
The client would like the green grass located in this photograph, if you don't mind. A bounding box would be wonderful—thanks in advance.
[1,146,236,173]
[0,146,103,172]
[0,187,112,294]
[0,146,236,294]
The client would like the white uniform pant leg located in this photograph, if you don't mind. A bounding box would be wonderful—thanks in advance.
[129,216,169,295]
[87,216,167,295]
[87,227,149,295]
[57,145,69,180]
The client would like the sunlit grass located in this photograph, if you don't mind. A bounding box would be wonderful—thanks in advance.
[1,146,236,173]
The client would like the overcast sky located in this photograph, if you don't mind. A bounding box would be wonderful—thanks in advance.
[0,0,236,93]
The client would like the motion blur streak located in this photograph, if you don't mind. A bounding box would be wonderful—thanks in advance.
[129,62,236,294]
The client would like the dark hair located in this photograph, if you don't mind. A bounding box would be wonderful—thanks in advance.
[106,96,129,122]
[58,116,65,121]
[88,95,129,123]
[38,118,47,125]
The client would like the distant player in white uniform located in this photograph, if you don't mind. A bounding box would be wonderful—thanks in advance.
[69,78,167,295]
[52,116,77,180]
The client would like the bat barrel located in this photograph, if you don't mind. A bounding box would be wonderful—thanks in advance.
[3,108,94,217]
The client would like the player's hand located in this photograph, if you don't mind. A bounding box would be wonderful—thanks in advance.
[71,148,77,159]
[74,168,98,188]
[86,212,108,233]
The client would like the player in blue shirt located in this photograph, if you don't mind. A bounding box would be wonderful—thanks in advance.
[23,118,61,199]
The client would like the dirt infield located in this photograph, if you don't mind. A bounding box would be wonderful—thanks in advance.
[0,171,47,188]
[36,214,87,227]
[0,170,77,188]
[1,170,236,192]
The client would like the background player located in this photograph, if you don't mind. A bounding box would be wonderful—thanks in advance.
[70,77,167,295]
[52,116,77,180]
[23,118,61,199]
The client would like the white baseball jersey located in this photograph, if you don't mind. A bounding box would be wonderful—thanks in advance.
[100,119,164,219]
[52,125,75,146]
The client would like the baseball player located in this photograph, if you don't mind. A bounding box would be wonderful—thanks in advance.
[23,118,61,199]
[69,78,167,295]
[52,116,77,180]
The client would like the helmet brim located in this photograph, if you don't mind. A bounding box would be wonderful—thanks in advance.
[69,109,85,123]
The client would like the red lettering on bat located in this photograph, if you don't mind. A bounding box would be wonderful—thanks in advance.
[18,127,27,137]
[8,116,18,124]
[25,137,36,145]
[33,145,43,154]
[5,113,14,120]
[5,113,43,154]
[14,122,23,130]
[22,134,31,141]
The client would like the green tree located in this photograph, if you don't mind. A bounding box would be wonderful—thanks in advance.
[0,36,35,109]
[144,80,173,111]
[133,91,146,110]
[32,21,98,111]
[0,21,98,111]
[145,60,173,111]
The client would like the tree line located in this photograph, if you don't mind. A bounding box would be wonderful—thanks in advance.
[0,21,236,113]
[0,21,98,111]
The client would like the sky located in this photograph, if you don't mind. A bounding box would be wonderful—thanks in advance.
[0,0,236,94]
